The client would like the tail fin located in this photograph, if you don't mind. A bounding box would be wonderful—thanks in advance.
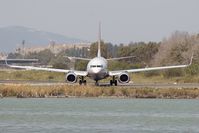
[97,22,101,57]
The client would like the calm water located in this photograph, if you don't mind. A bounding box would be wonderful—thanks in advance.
[0,98,199,133]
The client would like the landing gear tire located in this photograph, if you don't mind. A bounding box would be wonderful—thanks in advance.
[79,80,82,85]
[110,80,113,86]
[115,80,117,86]
[95,81,99,86]
[79,76,86,85]
[79,80,86,85]
[83,80,86,85]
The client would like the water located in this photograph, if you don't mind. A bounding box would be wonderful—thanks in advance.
[0,98,199,133]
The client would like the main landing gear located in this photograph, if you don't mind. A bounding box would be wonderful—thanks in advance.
[110,76,117,86]
[79,76,86,85]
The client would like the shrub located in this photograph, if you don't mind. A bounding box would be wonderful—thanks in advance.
[144,71,161,77]
[163,69,185,78]
[185,64,199,76]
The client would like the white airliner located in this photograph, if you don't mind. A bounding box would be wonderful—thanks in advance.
[7,24,193,86]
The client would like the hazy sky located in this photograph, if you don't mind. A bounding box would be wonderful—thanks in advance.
[0,0,199,44]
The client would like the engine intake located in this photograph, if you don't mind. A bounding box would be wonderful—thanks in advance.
[66,72,77,83]
[118,73,130,83]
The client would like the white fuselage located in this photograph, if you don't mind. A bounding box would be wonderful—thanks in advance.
[87,57,108,81]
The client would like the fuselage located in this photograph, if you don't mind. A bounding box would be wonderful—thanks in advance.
[87,57,108,81]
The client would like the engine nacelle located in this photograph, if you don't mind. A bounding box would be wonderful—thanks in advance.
[65,72,77,83]
[118,73,130,83]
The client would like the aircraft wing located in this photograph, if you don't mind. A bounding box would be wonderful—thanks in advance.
[7,64,88,76]
[107,56,135,61]
[109,64,189,76]
[109,55,193,76]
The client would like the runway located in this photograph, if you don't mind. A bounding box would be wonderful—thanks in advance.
[0,80,199,88]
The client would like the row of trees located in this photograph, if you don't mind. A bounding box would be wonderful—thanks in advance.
[7,31,199,77]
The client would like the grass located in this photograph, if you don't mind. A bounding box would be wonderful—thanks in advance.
[0,69,199,99]
[132,73,199,83]
[0,70,64,81]
[0,84,199,99]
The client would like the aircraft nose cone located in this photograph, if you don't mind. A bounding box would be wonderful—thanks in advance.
[92,68,101,73]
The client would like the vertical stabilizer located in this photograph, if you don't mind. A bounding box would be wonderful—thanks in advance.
[97,22,101,57]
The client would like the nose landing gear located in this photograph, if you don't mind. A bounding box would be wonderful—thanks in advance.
[95,80,99,86]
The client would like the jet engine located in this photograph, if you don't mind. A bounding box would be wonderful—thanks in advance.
[65,72,77,83]
[118,72,130,83]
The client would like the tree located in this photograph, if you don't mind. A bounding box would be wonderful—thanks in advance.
[90,41,108,58]
[153,31,194,66]
[49,51,71,69]
[117,42,159,67]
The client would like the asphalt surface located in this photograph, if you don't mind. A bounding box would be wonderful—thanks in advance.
[0,80,199,88]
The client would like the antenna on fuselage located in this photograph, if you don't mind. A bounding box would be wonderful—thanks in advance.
[97,22,101,57]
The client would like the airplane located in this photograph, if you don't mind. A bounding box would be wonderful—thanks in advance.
[6,24,193,86]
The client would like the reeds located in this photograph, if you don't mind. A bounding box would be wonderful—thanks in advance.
[0,84,199,99]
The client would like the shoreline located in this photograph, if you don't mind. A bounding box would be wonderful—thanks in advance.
[0,84,199,99]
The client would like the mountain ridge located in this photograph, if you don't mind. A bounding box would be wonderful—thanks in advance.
[0,26,87,52]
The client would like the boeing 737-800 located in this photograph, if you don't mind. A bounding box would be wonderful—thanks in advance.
[6,24,193,86]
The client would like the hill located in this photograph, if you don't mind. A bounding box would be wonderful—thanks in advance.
[0,26,86,52]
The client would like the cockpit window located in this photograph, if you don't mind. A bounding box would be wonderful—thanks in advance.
[97,65,103,68]
[90,65,103,68]
[90,65,96,68]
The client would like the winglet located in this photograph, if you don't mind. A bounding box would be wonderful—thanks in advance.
[189,53,194,66]
[5,58,8,66]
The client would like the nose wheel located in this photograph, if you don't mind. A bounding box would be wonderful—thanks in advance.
[79,76,86,85]
[95,80,99,86]
[110,76,117,86]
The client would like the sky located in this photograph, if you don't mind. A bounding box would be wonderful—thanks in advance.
[0,0,199,44]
